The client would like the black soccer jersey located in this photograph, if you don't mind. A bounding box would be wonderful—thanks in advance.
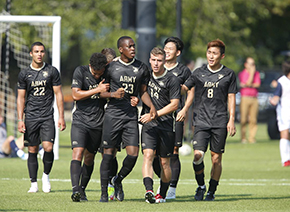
[184,64,237,128]
[105,58,150,120]
[165,62,191,111]
[17,63,61,119]
[141,70,181,131]
[71,65,107,129]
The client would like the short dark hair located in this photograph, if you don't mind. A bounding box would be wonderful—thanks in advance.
[207,39,225,55]
[101,48,116,63]
[30,41,46,52]
[117,36,133,48]
[89,53,107,71]
[282,60,290,76]
[164,37,184,53]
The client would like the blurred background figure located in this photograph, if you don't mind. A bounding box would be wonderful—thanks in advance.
[238,57,261,143]
[270,61,290,167]
[0,113,27,160]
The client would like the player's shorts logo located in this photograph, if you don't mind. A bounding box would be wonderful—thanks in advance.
[72,141,78,146]
[142,143,146,147]
[103,141,108,145]
[192,140,197,145]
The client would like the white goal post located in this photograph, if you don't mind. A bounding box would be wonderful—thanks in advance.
[0,15,62,159]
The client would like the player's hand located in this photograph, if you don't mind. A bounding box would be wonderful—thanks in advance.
[97,79,109,93]
[139,113,153,124]
[58,118,66,131]
[18,121,26,133]
[227,121,236,137]
[149,105,158,120]
[112,88,125,99]
[176,109,186,122]
[130,96,139,107]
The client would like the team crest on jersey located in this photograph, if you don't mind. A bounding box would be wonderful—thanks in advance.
[218,74,224,79]
[72,79,78,85]
[42,71,48,78]
[158,81,165,87]
[132,67,139,73]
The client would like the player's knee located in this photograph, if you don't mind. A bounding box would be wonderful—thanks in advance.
[193,150,204,165]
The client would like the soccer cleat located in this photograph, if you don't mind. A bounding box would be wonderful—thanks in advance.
[155,194,166,203]
[166,186,176,200]
[42,173,51,193]
[28,182,38,193]
[283,160,290,167]
[194,186,206,201]
[145,190,155,204]
[108,184,115,200]
[80,189,88,201]
[99,195,108,203]
[204,191,215,201]
[71,191,81,202]
[111,176,124,201]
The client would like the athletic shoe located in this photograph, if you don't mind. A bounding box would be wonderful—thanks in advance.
[166,187,176,200]
[27,182,38,193]
[99,195,108,203]
[204,191,215,201]
[283,160,290,167]
[42,173,51,193]
[194,186,206,201]
[80,190,88,201]
[108,184,115,200]
[71,191,81,202]
[111,176,124,201]
[156,185,160,194]
[145,190,155,204]
[155,194,166,203]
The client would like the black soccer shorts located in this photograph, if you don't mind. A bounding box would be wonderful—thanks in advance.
[71,124,102,154]
[192,127,228,153]
[141,124,175,158]
[24,117,55,147]
[102,114,139,149]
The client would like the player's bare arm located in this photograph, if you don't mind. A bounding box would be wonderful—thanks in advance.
[130,96,139,107]
[17,89,26,133]
[269,95,280,106]
[140,84,157,120]
[99,87,125,99]
[72,79,109,101]
[53,85,66,131]
[140,99,179,124]
[227,93,236,137]
[180,84,189,95]
[176,87,195,122]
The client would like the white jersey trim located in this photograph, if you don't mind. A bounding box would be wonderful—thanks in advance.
[153,69,168,80]
[30,62,45,71]
[207,64,224,73]
[118,58,135,66]
[164,62,178,71]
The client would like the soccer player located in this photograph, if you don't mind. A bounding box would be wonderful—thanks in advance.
[140,47,180,203]
[182,39,237,201]
[99,36,157,202]
[70,53,115,202]
[17,41,66,193]
[160,37,192,199]
[270,61,290,167]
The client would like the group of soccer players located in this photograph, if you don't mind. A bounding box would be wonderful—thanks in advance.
[17,36,238,203]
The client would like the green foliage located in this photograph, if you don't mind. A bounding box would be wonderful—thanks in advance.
[1,0,290,83]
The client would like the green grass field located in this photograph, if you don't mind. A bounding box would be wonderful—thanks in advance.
[1,123,290,211]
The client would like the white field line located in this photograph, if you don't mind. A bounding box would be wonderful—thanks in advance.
[1,178,290,186]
